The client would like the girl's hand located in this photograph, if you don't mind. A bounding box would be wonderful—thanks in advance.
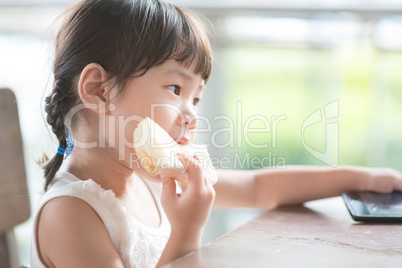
[361,167,402,193]
[160,154,215,241]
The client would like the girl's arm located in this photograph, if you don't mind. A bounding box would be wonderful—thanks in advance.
[156,154,215,267]
[213,166,402,209]
[37,196,125,268]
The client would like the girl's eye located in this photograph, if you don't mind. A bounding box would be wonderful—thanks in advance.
[168,85,181,96]
[193,98,200,106]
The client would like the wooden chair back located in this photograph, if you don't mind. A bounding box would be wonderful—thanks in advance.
[0,88,30,268]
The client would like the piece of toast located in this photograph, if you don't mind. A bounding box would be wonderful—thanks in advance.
[133,117,218,186]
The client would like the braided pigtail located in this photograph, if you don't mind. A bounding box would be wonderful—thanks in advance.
[42,79,75,191]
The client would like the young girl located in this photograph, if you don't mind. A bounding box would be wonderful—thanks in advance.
[31,0,402,267]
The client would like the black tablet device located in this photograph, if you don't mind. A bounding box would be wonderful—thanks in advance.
[342,191,402,222]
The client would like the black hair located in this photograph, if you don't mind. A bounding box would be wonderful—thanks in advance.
[42,0,212,190]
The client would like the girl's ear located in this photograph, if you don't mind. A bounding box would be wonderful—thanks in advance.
[78,63,112,114]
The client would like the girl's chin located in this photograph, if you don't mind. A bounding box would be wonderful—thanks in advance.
[147,175,163,183]
[135,167,162,183]
[142,171,160,181]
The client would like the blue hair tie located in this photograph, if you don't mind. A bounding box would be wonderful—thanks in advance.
[57,146,66,155]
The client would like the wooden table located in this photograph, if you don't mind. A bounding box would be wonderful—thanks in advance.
[165,197,402,267]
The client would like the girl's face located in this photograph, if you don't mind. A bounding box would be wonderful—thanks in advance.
[106,60,205,179]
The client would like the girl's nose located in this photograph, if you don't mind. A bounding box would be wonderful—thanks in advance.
[177,113,198,129]
[176,103,198,129]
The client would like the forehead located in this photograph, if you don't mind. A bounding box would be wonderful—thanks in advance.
[155,60,204,84]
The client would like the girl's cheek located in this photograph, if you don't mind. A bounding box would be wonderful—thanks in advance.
[153,107,178,126]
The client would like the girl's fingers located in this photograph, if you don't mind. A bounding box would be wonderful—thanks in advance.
[394,175,402,192]
[161,175,177,205]
[177,153,204,190]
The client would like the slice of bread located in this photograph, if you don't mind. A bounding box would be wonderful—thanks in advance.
[133,117,218,186]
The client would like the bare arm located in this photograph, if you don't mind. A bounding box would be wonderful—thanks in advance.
[212,169,257,208]
[37,197,125,268]
[213,166,402,209]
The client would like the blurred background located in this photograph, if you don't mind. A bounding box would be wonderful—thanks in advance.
[1,0,402,265]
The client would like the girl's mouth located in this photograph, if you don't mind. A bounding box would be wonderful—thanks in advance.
[176,130,192,145]
[176,136,190,145]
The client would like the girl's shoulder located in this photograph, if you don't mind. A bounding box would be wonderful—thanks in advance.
[32,172,127,267]
[36,195,124,267]
[40,172,119,210]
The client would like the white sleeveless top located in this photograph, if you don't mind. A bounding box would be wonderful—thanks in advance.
[30,172,170,268]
